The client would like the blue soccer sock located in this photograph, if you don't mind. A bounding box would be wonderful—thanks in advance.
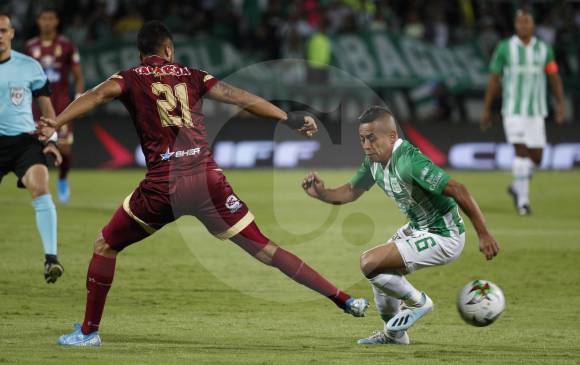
[32,194,58,257]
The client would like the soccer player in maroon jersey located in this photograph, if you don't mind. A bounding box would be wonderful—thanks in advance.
[26,8,84,203]
[37,21,369,346]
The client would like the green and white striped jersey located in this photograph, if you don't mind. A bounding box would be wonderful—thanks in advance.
[489,36,555,118]
[350,139,465,237]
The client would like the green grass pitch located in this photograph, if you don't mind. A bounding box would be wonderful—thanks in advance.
[1,169,579,364]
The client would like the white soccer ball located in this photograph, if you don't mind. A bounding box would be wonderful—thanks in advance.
[457,279,505,327]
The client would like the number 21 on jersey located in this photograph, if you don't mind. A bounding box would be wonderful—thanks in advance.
[151,82,193,128]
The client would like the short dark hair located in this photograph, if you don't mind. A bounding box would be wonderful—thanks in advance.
[357,105,393,124]
[137,21,173,56]
[38,7,58,18]
[0,11,12,23]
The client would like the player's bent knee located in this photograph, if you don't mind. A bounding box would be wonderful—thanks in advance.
[93,232,118,257]
[360,251,378,278]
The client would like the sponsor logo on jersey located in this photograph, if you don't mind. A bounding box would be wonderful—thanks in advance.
[389,176,402,193]
[225,194,243,213]
[425,171,443,191]
[160,147,201,161]
[10,87,24,106]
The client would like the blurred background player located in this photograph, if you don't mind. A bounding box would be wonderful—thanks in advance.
[0,12,64,283]
[25,7,84,203]
[37,21,368,347]
[303,106,500,345]
[481,8,565,216]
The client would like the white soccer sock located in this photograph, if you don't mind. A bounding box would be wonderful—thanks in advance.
[371,285,404,337]
[512,156,530,207]
[370,273,423,308]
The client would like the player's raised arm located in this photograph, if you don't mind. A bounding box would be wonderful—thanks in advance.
[443,179,500,260]
[206,80,318,137]
[37,79,122,140]
[302,172,366,205]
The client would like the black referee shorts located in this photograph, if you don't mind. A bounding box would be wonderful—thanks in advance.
[0,133,48,188]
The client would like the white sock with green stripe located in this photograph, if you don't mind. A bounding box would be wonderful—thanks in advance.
[512,156,530,207]
[370,273,423,308]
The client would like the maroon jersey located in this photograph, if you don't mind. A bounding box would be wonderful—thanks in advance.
[110,55,218,181]
[25,35,80,114]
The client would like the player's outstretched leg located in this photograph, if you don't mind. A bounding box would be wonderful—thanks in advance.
[58,233,116,347]
[357,285,409,345]
[360,242,433,333]
[58,205,150,346]
[22,164,63,283]
[229,222,369,317]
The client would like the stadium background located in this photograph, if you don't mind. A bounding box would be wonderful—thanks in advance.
[2,2,580,364]
[4,0,580,170]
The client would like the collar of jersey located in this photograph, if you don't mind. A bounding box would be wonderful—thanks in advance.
[383,138,403,170]
[0,50,13,65]
[513,35,537,48]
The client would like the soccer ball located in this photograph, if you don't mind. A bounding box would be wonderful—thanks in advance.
[457,279,505,327]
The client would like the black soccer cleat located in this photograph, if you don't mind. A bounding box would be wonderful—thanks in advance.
[517,204,532,216]
[44,256,64,284]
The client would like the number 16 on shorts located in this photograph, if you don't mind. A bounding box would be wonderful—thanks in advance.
[408,236,437,253]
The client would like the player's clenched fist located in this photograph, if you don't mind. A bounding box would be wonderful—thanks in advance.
[302,171,326,199]
[284,111,319,138]
[36,116,57,141]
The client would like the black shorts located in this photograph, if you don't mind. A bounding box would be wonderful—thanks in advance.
[0,134,47,188]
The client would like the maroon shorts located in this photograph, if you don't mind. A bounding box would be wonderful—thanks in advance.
[102,168,254,251]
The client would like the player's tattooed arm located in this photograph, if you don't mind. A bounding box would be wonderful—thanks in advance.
[443,179,500,260]
[207,81,318,137]
[207,81,286,120]
[302,172,365,205]
[37,79,122,140]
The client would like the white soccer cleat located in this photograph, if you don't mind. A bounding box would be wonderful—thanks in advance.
[344,298,369,317]
[357,330,410,345]
[386,293,434,331]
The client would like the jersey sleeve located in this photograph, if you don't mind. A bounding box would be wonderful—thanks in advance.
[29,60,49,92]
[489,41,507,75]
[409,150,449,195]
[349,157,375,191]
[192,70,218,95]
[108,71,128,95]
[545,45,558,74]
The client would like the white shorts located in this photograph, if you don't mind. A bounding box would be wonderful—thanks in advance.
[392,224,465,273]
[503,116,546,148]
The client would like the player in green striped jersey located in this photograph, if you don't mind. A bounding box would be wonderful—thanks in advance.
[302,106,500,345]
[482,8,565,215]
